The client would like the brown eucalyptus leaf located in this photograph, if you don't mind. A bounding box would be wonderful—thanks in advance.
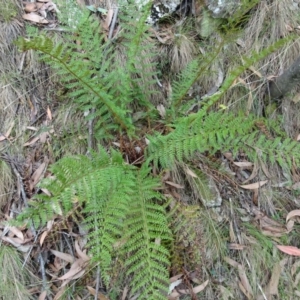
[165,181,184,189]
[86,286,109,300]
[286,209,300,222]
[38,290,47,300]
[50,249,74,263]
[233,162,253,168]
[240,180,268,190]
[22,12,49,24]
[29,162,46,191]
[58,258,87,280]
[277,245,300,256]
[8,226,24,241]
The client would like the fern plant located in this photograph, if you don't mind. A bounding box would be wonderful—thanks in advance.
[17,4,158,140]
[146,109,300,172]
[18,148,171,298]
[14,1,300,298]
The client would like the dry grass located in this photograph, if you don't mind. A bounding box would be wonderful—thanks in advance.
[0,160,14,209]
[0,245,32,300]
[158,20,199,74]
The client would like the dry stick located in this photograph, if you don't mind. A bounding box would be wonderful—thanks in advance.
[10,162,48,292]
[95,265,101,300]
[108,7,119,40]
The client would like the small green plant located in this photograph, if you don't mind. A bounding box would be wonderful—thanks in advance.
[17,148,171,298]
[0,2,18,22]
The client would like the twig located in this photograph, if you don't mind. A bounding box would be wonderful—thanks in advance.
[95,264,101,300]
[108,8,119,40]
[87,108,95,151]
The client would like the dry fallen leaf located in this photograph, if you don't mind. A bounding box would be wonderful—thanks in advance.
[233,161,253,168]
[8,226,24,241]
[277,245,300,256]
[157,104,166,118]
[24,2,39,12]
[185,167,198,178]
[58,258,87,280]
[286,209,300,222]
[1,236,32,252]
[24,134,42,146]
[228,243,246,250]
[169,274,183,282]
[29,162,46,191]
[38,290,47,300]
[22,12,49,24]
[0,120,15,141]
[75,240,90,262]
[242,162,259,184]
[240,180,268,190]
[103,8,113,30]
[168,279,209,298]
[263,261,284,297]
[53,286,67,300]
[248,65,263,78]
[50,249,74,264]
[121,285,128,300]
[40,230,49,246]
[224,257,253,297]
[86,286,109,300]
[165,181,184,189]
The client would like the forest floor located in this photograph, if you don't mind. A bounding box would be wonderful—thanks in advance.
[1,0,300,299]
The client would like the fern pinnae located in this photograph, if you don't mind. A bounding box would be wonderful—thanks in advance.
[123,165,171,299]
[16,30,133,135]
[86,171,135,284]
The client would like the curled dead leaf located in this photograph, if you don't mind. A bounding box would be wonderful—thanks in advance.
[75,240,90,262]
[22,12,49,24]
[286,209,300,222]
[58,258,88,280]
[168,279,209,298]
[8,226,24,241]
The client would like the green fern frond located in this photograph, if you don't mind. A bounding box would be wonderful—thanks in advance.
[122,164,171,299]
[17,148,129,227]
[202,35,296,110]
[116,3,160,108]
[17,148,171,297]
[171,59,200,110]
[146,110,300,171]
[169,33,296,118]
[16,6,160,138]
[17,36,133,136]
